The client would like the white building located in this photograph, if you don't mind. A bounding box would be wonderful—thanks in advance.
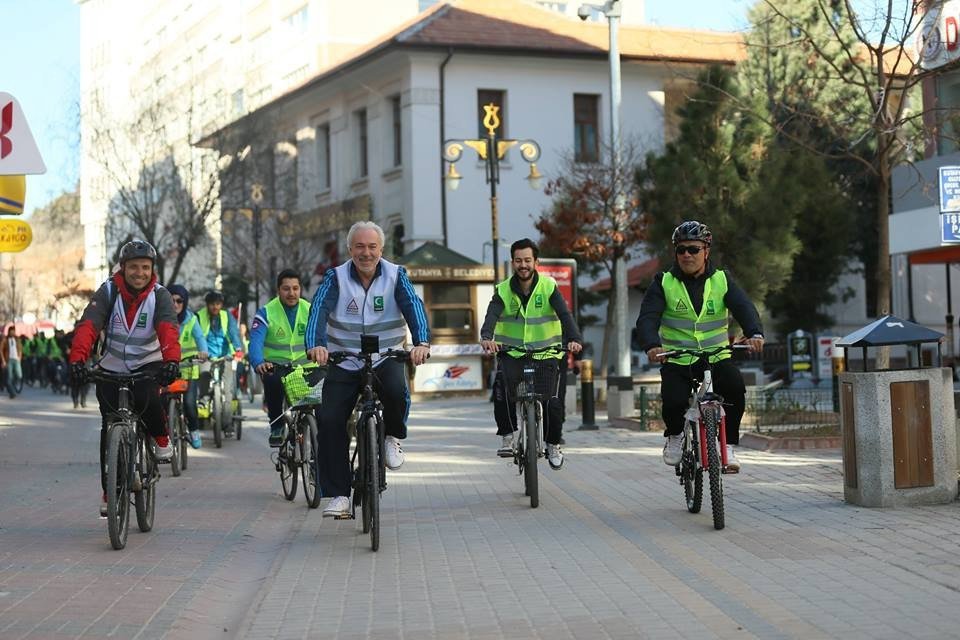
[200,0,742,359]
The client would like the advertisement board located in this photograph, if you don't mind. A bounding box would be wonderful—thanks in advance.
[537,258,578,318]
[413,357,484,392]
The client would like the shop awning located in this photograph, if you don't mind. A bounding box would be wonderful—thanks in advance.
[908,245,960,265]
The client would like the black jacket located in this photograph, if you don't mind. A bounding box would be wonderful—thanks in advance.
[635,262,763,352]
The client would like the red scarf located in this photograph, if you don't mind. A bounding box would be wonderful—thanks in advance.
[111,271,158,328]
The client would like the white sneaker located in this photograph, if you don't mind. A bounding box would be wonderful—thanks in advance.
[546,443,563,470]
[724,444,741,473]
[154,438,173,461]
[662,434,683,466]
[497,433,515,457]
[384,436,404,470]
[322,496,351,518]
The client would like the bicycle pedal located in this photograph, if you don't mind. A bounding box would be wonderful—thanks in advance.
[333,513,354,520]
[157,459,171,464]
[722,467,739,475]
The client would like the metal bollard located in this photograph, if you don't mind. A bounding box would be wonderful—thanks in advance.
[832,347,845,413]
[579,359,598,430]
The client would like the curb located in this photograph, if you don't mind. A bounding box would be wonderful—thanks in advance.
[740,431,841,452]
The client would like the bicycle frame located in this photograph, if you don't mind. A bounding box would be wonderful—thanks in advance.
[686,368,728,470]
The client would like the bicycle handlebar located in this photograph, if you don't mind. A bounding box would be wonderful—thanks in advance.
[658,343,750,360]
[86,367,161,384]
[493,344,569,355]
[327,349,412,365]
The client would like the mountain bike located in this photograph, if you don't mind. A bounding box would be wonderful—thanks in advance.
[87,367,162,550]
[162,359,201,477]
[199,357,241,447]
[663,343,747,531]
[268,362,324,508]
[328,336,412,552]
[494,344,566,509]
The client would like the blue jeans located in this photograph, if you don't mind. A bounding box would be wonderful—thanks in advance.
[6,358,21,396]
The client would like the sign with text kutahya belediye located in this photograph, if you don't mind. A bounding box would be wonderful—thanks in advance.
[942,212,960,244]
[939,166,960,213]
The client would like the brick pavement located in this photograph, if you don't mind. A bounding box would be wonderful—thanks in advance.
[2,387,960,639]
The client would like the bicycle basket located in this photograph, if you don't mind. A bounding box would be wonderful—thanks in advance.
[281,365,324,406]
[165,379,189,394]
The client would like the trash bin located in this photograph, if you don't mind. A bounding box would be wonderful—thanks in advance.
[606,376,633,420]
[837,315,957,507]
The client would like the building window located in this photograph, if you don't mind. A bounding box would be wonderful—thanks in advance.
[355,108,368,178]
[477,89,506,138]
[284,6,309,34]
[390,222,404,258]
[937,71,960,156]
[317,124,331,191]
[390,95,402,167]
[574,94,600,162]
[426,284,474,337]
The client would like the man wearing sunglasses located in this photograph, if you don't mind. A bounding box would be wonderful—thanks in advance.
[635,220,764,472]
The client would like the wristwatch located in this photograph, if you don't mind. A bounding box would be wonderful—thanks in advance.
[417,342,430,348]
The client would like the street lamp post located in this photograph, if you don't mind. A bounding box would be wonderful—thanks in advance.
[250,183,265,308]
[443,103,544,286]
[580,0,628,377]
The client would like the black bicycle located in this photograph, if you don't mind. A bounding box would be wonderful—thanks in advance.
[662,344,747,531]
[328,336,412,552]
[87,368,163,550]
[269,362,324,509]
[493,344,566,509]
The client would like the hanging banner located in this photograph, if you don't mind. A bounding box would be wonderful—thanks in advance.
[0,93,46,175]
[0,219,32,252]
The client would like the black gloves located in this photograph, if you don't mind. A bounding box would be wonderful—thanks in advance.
[158,361,180,386]
[70,362,88,386]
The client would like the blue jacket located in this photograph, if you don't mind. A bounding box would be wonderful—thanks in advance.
[205,311,243,359]
[306,260,429,350]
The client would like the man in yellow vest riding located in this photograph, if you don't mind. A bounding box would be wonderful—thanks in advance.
[196,290,245,430]
[480,238,583,470]
[168,284,208,449]
[249,269,311,446]
[636,221,764,473]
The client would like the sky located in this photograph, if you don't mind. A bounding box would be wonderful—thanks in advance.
[2,0,902,217]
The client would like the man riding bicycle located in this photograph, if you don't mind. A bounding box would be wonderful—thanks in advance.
[168,284,208,449]
[635,221,764,473]
[306,221,431,518]
[248,268,311,447]
[69,240,181,515]
[480,238,583,470]
[196,290,245,429]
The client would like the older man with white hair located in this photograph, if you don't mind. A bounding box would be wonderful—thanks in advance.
[306,221,431,518]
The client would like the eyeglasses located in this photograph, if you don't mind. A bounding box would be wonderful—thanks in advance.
[675,245,703,256]
[172,297,184,304]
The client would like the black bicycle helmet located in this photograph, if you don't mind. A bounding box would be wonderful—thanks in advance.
[671,220,712,246]
[204,290,225,304]
[118,239,157,264]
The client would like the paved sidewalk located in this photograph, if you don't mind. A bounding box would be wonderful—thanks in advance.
[2,388,960,639]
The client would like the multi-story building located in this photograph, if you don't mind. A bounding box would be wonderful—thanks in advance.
[198,0,742,361]
[78,0,450,287]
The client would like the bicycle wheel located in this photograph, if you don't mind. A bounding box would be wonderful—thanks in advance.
[366,415,381,551]
[168,397,182,477]
[234,399,243,441]
[134,431,157,532]
[212,387,223,448]
[105,423,131,550]
[523,402,539,508]
[682,429,703,514]
[180,419,189,471]
[301,415,321,508]
[703,406,724,530]
[280,426,298,501]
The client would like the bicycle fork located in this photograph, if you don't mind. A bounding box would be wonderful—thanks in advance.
[697,402,729,470]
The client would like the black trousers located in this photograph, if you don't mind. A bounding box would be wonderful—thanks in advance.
[660,359,746,445]
[261,370,285,429]
[494,356,564,445]
[318,359,410,498]
[95,366,166,492]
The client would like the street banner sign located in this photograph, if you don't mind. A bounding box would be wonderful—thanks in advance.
[0,218,32,252]
[939,166,960,212]
[538,258,578,318]
[942,213,960,244]
[0,93,46,175]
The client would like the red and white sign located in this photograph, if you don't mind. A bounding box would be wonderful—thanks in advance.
[817,336,841,380]
[918,1,960,70]
[537,258,577,316]
[0,93,46,175]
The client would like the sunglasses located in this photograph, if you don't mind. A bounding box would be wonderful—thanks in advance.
[172,297,184,304]
[675,245,703,256]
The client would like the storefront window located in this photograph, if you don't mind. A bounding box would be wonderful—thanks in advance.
[426,284,473,336]
[937,70,960,156]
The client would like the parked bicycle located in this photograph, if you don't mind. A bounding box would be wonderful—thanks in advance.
[268,362,324,508]
[87,367,163,550]
[664,343,747,531]
[328,336,412,552]
[494,344,567,509]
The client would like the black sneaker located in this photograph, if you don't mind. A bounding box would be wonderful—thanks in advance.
[269,429,284,448]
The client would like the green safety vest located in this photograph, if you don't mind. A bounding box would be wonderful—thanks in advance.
[21,339,33,356]
[35,338,48,357]
[197,309,230,340]
[179,314,201,380]
[46,337,63,359]
[493,275,563,360]
[658,270,730,365]
[262,297,311,365]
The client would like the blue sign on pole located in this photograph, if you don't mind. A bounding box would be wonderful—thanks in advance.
[939,166,960,212]
[941,213,960,244]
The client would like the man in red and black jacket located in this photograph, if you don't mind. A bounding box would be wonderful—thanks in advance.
[70,240,181,517]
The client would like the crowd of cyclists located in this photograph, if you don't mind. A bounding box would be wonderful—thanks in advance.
[3,219,766,526]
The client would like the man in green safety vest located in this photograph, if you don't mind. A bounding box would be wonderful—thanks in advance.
[249,268,311,446]
[635,221,765,473]
[480,238,583,470]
